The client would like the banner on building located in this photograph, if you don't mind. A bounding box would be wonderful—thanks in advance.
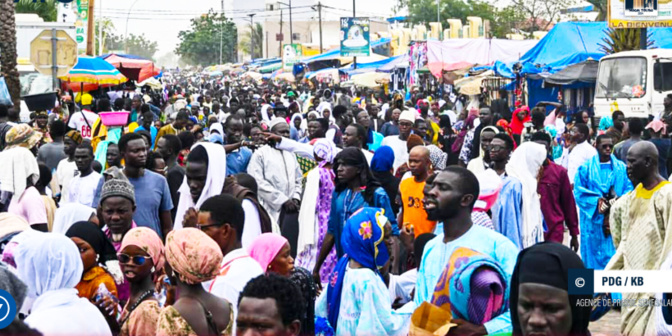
[282,44,303,71]
[609,0,672,28]
[75,0,89,53]
[340,17,370,57]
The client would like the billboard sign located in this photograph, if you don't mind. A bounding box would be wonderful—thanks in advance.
[282,44,302,71]
[609,0,672,28]
[340,17,370,57]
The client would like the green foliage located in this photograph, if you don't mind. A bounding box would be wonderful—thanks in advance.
[106,33,159,60]
[239,23,263,59]
[402,0,526,38]
[585,0,607,21]
[14,0,57,22]
[599,28,653,55]
[175,10,238,66]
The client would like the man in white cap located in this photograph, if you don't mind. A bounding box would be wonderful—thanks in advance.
[381,109,416,173]
[248,118,303,222]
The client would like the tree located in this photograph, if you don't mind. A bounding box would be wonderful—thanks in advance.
[599,28,652,55]
[508,0,574,32]
[239,23,263,59]
[586,0,607,21]
[175,10,238,66]
[105,33,159,60]
[93,18,116,55]
[1,0,20,107]
[15,0,57,22]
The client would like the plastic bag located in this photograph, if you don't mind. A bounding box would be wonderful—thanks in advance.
[0,77,13,106]
[409,301,457,336]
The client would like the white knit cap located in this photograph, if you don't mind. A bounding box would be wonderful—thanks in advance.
[399,110,416,123]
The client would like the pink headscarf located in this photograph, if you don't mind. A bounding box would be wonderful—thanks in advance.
[647,120,667,134]
[120,227,165,274]
[247,233,288,271]
[165,228,223,285]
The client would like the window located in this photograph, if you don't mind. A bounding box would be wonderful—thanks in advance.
[596,57,647,99]
[654,61,672,91]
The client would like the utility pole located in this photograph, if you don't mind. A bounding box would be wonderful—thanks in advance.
[266,31,269,58]
[98,0,103,55]
[436,0,440,23]
[318,2,323,53]
[289,0,293,43]
[279,9,283,56]
[353,0,356,70]
[220,0,224,64]
[86,0,95,55]
[249,14,256,60]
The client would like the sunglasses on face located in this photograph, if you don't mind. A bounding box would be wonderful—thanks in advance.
[489,145,506,152]
[118,253,152,265]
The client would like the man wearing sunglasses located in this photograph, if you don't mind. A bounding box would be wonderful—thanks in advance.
[197,194,264,325]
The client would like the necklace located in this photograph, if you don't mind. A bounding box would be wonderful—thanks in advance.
[120,289,155,326]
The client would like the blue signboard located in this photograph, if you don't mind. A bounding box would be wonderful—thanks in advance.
[340,17,370,57]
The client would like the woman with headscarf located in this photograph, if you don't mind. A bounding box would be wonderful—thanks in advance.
[157,228,232,336]
[248,233,317,335]
[65,221,119,302]
[114,227,165,336]
[0,126,47,231]
[451,115,476,165]
[0,213,31,256]
[511,242,591,336]
[315,208,409,335]
[511,106,531,145]
[313,148,399,287]
[296,139,338,283]
[371,146,400,215]
[15,232,112,336]
[290,113,305,141]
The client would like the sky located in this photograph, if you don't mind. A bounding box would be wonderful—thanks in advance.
[95,0,396,57]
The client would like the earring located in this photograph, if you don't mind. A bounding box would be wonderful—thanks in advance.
[151,266,156,273]
[96,255,99,262]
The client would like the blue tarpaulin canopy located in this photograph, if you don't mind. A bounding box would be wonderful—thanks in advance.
[495,22,672,78]
[341,55,400,75]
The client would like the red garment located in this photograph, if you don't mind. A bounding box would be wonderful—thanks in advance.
[537,161,579,243]
[510,106,530,135]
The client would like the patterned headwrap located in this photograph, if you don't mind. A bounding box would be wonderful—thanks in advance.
[165,228,223,285]
[121,227,165,275]
[313,138,337,164]
[327,208,389,331]
[426,145,447,170]
[66,130,83,144]
[5,124,43,149]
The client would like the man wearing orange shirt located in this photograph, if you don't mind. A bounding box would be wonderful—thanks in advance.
[398,146,436,237]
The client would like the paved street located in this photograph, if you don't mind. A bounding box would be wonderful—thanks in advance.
[590,310,621,335]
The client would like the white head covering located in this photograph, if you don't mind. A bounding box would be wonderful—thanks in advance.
[399,109,416,123]
[209,122,224,136]
[15,232,83,298]
[268,117,289,131]
[0,147,39,199]
[51,203,96,235]
[313,138,337,163]
[261,104,272,122]
[290,113,305,130]
[505,142,546,248]
[316,101,332,115]
[174,142,227,229]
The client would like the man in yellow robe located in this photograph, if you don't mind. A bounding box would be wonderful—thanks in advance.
[607,141,672,335]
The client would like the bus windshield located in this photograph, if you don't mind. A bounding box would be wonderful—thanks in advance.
[596,57,647,99]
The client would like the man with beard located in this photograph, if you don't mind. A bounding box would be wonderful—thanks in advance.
[415,167,518,336]
[156,134,183,221]
[248,118,302,222]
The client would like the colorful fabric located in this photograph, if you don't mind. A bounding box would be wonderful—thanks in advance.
[510,107,530,135]
[400,178,436,237]
[313,138,337,164]
[157,305,232,336]
[75,266,118,301]
[120,227,165,274]
[574,154,632,270]
[431,247,507,325]
[120,300,161,336]
[608,181,672,335]
[5,124,42,149]
[426,145,447,170]
[165,228,223,285]
[327,208,390,332]
[297,154,318,175]
[247,233,288,271]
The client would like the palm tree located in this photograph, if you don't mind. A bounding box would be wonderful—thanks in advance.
[0,0,20,107]
[599,28,653,55]
[15,0,58,22]
[239,23,264,59]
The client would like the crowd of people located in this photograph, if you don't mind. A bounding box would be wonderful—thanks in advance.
[1,74,672,336]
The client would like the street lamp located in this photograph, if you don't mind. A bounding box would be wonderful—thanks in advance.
[124,0,141,54]
[248,14,256,60]
[277,1,292,43]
